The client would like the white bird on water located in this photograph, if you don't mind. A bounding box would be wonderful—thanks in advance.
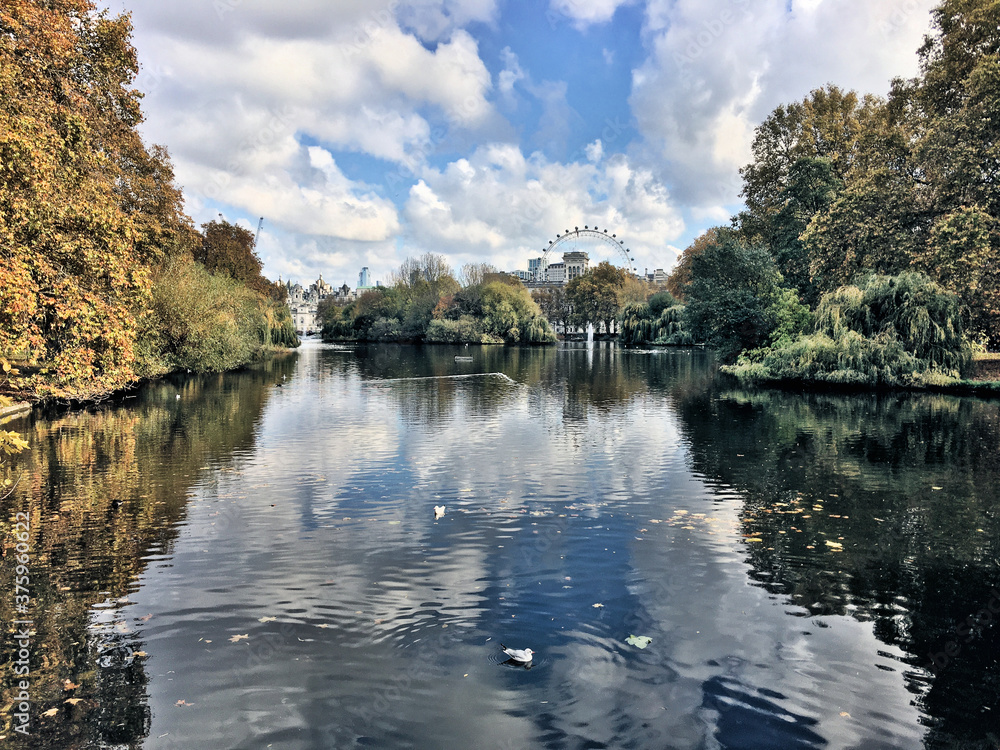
[434,505,446,518]
[500,644,533,663]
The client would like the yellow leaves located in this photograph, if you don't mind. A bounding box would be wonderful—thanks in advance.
[0,430,29,456]
[229,634,249,643]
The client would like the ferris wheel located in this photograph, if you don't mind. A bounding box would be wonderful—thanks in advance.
[542,225,636,275]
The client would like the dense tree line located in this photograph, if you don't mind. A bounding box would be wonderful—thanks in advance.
[320,254,556,344]
[658,0,997,386]
[0,0,295,404]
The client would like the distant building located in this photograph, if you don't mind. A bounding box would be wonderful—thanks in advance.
[644,268,668,284]
[545,262,566,284]
[519,252,589,286]
[563,251,589,282]
[358,267,372,289]
[284,274,357,334]
[528,257,548,282]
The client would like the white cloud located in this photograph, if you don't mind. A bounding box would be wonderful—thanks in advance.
[549,0,635,27]
[631,0,937,215]
[498,46,526,95]
[403,144,683,272]
[395,0,500,42]
[585,139,604,163]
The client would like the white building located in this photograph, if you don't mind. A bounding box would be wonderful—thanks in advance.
[284,275,355,334]
[520,252,590,285]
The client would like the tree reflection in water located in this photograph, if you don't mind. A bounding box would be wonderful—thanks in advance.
[675,386,1000,748]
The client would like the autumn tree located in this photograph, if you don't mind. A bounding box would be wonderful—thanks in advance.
[0,0,195,396]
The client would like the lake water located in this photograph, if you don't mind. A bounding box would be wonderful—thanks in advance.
[3,340,1000,749]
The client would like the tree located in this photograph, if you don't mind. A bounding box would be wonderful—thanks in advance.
[532,286,571,331]
[0,0,194,396]
[915,206,1000,346]
[738,85,880,244]
[666,227,730,301]
[390,253,455,287]
[195,219,270,292]
[459,262,497,287]
[802,166,922,292]
[566,262,629,333]
[683,235,794,362]
[727,272,972,386]
[769,157,843,305]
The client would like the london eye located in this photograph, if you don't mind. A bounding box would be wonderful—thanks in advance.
[542,226,636,276]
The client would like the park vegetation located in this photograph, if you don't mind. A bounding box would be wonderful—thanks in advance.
[320,255,557,344]
[657,0,999,389]
[0,0,297,406]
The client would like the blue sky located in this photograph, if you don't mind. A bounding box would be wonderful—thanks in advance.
[118,0,938,287]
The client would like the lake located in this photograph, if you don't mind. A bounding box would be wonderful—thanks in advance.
[2,340,999,749]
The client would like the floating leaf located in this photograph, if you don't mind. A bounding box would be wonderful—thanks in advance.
[42,708,59,717]
[592,603,604,608]
[64,698,82,706]
[625,635,652,649]
[229,634,249,643]
[258,616,277,623]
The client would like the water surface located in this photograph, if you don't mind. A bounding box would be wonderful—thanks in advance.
[2,341,999,749]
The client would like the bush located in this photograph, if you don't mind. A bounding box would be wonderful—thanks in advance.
[142,256,288,373]
[726,272,972,387]
[619,302,693,346]
[426,316,487,343]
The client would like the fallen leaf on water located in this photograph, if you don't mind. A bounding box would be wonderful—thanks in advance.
[42,708,59,717]
[62,680,79,691]
[133,651,148,657]
[825,541,843,549]
[592,603,604,608]
[931,486,943,491]
[64,699,82,706]
[840,711,851,717]
[140,614,153,622]
[258,616,277,623]
[175,700,193,707]
[626,635,652,649]
[229,634,249,643]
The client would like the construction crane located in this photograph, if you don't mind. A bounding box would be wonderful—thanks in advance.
[254,217,264,247]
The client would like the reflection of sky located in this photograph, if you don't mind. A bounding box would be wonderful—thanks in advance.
[126,343,925,748]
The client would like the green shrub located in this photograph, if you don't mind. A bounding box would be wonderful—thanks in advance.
[425,316,490,343]
[726,272,972,387]
[143,256,287,373]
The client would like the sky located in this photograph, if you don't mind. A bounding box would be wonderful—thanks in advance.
[113,0,939,288]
